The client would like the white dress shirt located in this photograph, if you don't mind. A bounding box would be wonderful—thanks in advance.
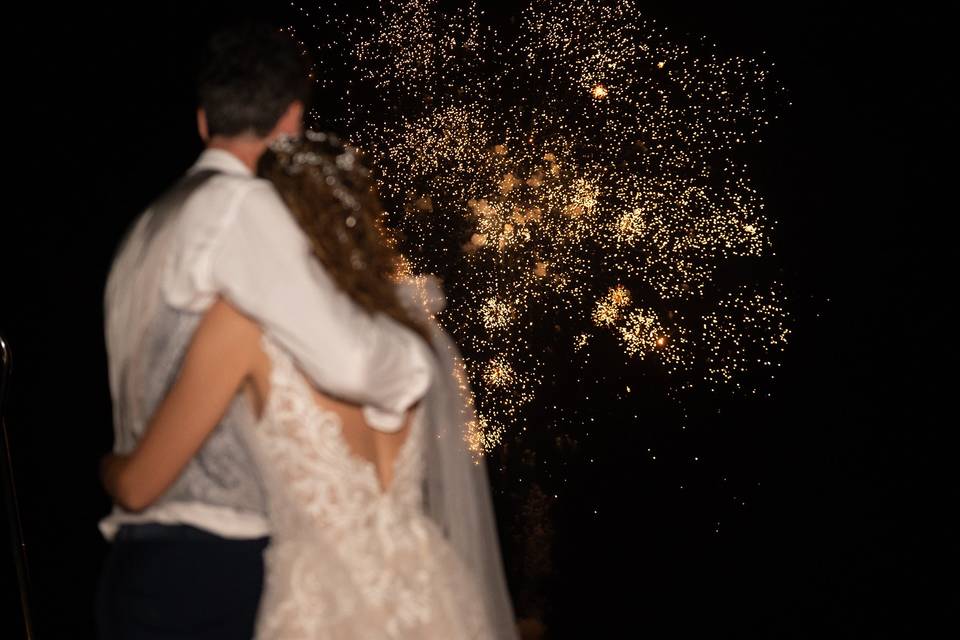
[169,149,433,429]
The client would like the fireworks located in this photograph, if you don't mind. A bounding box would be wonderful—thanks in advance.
[702,284,791,390]
[295,0,790,452]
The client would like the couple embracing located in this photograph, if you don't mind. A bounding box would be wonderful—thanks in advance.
[96,22,517,640]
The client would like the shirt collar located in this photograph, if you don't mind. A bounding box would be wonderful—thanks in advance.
[190,148,254,177]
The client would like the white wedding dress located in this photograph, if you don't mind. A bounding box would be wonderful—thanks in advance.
[243,337,498,639]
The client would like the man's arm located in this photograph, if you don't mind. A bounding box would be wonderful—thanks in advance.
[207,183,432,431]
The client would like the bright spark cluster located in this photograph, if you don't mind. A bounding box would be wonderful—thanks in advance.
[295,0,790,452]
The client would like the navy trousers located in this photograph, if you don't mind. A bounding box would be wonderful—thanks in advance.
[96,524,269,640]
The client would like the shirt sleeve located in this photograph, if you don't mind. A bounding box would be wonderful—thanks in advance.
[208,182,433,431]
[395,274,447,322]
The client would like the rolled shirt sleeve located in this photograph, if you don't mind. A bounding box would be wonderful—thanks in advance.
[208,182,433,430]
[395,273,447,321]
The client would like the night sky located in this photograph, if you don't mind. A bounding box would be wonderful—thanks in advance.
[3,2,953,638]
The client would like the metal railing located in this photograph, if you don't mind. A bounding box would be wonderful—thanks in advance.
[1,334,34,638]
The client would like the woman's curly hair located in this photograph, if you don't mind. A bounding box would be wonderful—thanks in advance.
[258,132,431,346]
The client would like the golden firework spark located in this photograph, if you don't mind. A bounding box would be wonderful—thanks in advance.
[297,0,790,451]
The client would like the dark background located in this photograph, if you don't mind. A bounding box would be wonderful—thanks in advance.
[3,2,953,638]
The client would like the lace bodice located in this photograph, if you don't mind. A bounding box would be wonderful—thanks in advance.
[241,338,495,639]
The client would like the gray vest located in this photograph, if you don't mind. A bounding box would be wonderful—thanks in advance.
[110,170,267,516]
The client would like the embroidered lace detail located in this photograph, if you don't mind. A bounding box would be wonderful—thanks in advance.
[246,338,495,639]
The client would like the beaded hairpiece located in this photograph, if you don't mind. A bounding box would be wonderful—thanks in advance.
[269,130,368,213]
[269,130,371,270]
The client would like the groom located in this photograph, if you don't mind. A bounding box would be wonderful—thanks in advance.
[96,23,432,639]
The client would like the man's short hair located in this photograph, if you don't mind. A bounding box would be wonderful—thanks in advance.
[196,22,311,138]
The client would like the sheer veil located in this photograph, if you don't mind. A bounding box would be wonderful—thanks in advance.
[402,276,519,639]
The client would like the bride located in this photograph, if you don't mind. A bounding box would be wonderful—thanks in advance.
[100,132,517,639]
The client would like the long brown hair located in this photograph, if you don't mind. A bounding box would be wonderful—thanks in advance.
[258,132,432,346]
